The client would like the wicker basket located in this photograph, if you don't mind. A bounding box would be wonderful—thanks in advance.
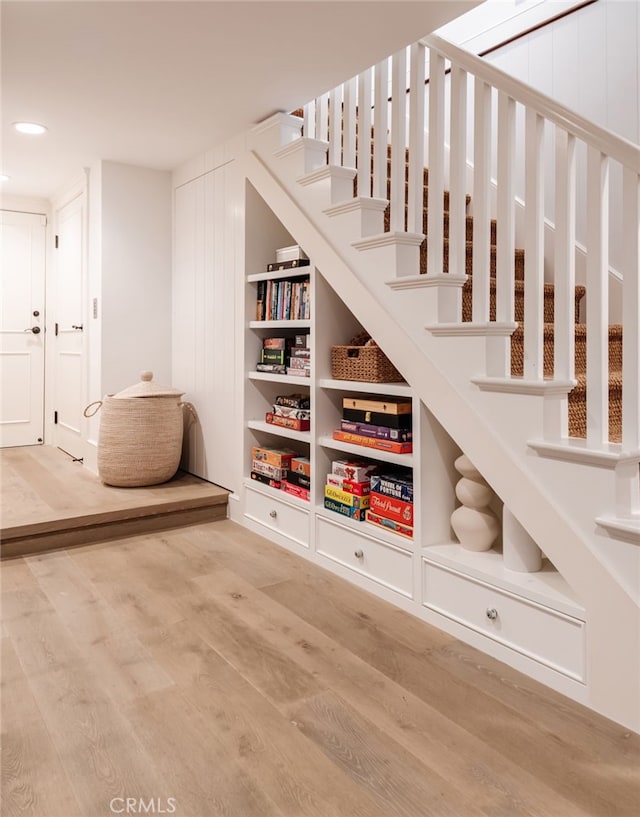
[331,344,404,383]
[84,372,185,487]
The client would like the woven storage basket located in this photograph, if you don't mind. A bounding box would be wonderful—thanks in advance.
[84,372,185,487]
[331,344,404,383]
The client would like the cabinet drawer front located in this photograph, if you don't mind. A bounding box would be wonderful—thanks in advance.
[245,487,309,548]
[317,516,413,597]
[422,560,585,682]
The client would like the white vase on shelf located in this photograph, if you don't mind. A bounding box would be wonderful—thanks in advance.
[450,454,499,552]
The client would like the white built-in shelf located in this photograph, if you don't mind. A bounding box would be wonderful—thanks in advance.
[248,268,312,283]
[318,378,412,396]
[422,542,585,619]
[319,434,414,467]
[243,477,311,509]
[248,419,311,444]
[249,320,311,330]
[248,371,311,387]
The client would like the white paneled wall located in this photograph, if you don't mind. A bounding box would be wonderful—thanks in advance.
[172,162,240,491]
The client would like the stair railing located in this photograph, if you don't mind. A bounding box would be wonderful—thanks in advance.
[302,33,640,467]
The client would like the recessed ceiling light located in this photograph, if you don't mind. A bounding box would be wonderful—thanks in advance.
[0,174,10,182]
[13,122,47,135]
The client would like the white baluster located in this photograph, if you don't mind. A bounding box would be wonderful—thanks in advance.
[329,85,343,166]
[586,146,610,445]
[472,78,492,322]
[303,101,316,139]
[316,92,329,144]
[448,65,467,285]
[357,67,373,198]
[427,48,445,277]
[524,109,545,380]
[343,76,357,169]
[622,168,640,451]
[373,58,389,201]
[390,48,407,233]
[553,128,577,392]
[408,42,426,237]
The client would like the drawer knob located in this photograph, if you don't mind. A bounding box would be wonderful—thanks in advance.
[354,549,364,559]
[269,509,277,519]
[486,607,498,621]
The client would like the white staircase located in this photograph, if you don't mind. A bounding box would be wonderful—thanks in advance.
[246,34,640,732]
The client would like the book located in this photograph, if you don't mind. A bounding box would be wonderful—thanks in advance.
[332,430,413,454]
[250,471,282,490]
[286,367,310,377]
[370,473,414,503]
[340,419,412,442]
[282,481,311,502]
[261,349,288,365]
[365,509,413,539]
[369,491,414,526]
[291,456,311,477]
[265,412,310,431]
[331,459,378,483]
[325,473,371,495]
[324,497,367,521]
[267,258,310,272]
[263,337,293,350]
[294,334,310,347]
[252,446,296,468]
[342,407,412,429]
[272,404,311,420]
[324,484,370,509]
[274,393,310,409]
[255,363,287,374]
[342,396,412,415]
[251,459,288,481]
[286,470,311,490]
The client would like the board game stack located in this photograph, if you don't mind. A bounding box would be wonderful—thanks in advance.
[365,472,414,539]
[287,333,310,378]
[265,392,311,432]
[282,455,311,502]
[250,445,296,490]
[333,396,413,454]
[324,458,379,521]
[255,336,292,375]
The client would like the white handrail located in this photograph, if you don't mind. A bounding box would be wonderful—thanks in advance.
[423,33,640,175]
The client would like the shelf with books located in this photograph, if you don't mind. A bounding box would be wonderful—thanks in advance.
[318,379,411,396]
[317,435,414,468]
[248,371,311,386]
[248,418,311,444]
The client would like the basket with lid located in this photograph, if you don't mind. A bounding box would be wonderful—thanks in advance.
[84,371,185,487]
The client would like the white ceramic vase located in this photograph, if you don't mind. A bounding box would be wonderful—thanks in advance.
[451,455,499,552]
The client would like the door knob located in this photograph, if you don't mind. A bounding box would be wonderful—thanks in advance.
[25,326,41,334]
[72,324,83,331]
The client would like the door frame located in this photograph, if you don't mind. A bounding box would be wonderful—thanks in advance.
[46,172,89,459]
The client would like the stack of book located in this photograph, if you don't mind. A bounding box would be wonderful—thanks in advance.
[287,333,310,377]
[282,455,311,501]
[266,393,310,432]
[332,396,413,454]
[255,276,311,321]
[365,472,414,539]
[250,445,296,490]
[256,336,291,374]
[323,458,379,521]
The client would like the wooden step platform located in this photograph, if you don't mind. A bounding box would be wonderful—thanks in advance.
[1,445,229,559]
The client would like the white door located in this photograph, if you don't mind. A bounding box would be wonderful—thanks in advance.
[0,210,46,447]
[52,195,85,460]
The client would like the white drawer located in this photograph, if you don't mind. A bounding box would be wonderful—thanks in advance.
[422,559,585,682]
[316,515,413,598]
[245,486,310,548]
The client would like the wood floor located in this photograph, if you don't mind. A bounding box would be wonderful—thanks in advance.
[0,446,229,558]
[1,516,638,817]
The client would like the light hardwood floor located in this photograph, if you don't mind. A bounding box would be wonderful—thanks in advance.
[0,446,229,558]
[1,517,638,817]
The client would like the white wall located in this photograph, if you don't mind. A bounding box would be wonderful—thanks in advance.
[99,161,172,395]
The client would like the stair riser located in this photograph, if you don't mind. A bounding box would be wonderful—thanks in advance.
[462,285,584,325]
[510,332,622,377]
[419,240,525,280]
[567,387,623,443]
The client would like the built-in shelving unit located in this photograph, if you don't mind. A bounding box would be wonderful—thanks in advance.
[241,190,586,704]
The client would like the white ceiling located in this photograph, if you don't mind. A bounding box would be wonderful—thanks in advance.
[0,0,477,200]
